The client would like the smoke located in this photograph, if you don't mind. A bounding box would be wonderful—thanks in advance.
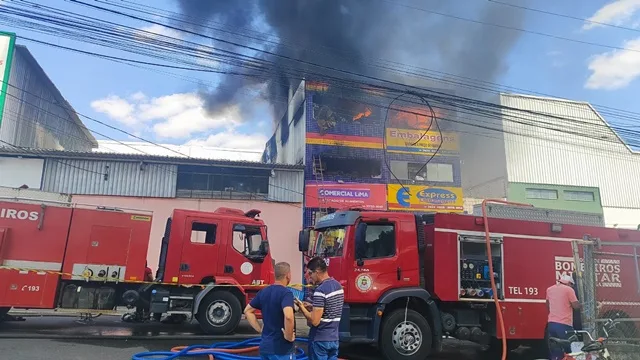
[175,0,528,120]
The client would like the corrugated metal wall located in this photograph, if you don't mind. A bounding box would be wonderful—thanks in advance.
[500,94,640,208]
[42,159,177,197]
[459,102,509,199]
[0,48,94,151]
[268,169,304,203]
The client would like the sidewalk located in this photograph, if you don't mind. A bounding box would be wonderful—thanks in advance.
[7,308,311,337]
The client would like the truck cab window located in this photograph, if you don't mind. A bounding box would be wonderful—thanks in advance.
[313,227,346,258]
[232,225,268,260]
[362,224,395,259]
[191,222,217,244]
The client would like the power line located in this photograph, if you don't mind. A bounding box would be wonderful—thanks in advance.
[103,0,640,124]
[7,19,640,165]
[28,0,640,132]
[3,0,640,194]
[7,35,640,169]
[376,0,640,55]
[486,0,640,34]
[28,0,640,134]
[0,139,104,175]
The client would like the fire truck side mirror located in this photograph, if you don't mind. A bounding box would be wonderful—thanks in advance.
[298,229,310,252]
[355,222,367,260]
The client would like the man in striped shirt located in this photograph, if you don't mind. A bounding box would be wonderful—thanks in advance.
[296,257,344,360]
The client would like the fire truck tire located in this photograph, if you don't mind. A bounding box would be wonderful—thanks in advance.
[380,309,432,360]
[195,291,242,335]
[0,307,9,322]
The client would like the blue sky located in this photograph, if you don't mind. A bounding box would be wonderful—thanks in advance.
[2,0,640,155]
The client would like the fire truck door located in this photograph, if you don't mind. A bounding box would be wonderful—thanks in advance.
[224,223,267,286]
[0,228,7,302]
[349,219,400,303]
[179,217,222,285]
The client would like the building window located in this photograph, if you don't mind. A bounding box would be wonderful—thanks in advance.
[564,190,595,202]
[320,157,382,179]
[525,188,558,200]
[280,112,289,145]
[362,224,396,259]
[191,222,216,244]
[176,165,270,200]
[390,161,453,182]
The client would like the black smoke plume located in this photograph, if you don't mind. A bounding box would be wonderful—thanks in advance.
[175,0,528,121]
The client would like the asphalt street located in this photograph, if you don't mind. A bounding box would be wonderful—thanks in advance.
[0,314,490,360]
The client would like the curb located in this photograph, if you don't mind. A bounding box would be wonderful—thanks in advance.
[8,312,123,318]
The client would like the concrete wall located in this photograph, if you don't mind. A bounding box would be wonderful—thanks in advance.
[602,207,640,230]
[0,157,43,188]
[72,195,304,282]
[507,182,603,214]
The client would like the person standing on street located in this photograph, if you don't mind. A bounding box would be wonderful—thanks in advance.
[296,257,344,360]
[546,274,582,360]
[244,262,296,360]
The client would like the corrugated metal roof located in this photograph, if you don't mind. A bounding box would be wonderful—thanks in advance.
[14,45,97,147]
[0,146,305,170]
[499,93,640,208]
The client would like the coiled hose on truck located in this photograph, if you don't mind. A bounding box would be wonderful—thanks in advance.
[131,337,321,360]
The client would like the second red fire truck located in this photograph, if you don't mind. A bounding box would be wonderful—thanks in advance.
[0,197,275,335]
[299,205,640,360]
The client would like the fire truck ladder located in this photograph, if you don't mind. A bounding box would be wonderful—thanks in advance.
[312,155,328,221]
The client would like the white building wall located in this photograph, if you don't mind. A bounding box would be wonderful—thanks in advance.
[275,80,305,165]
[459,96,509,199]
[499,94,640,210]
[602,207,640,230]
[0,157,43,188]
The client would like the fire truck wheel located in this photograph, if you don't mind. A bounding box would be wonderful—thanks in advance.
[0,307,9,322]
[196,291,242,335]
[380,309,432,360]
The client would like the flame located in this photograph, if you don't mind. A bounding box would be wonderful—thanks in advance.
[352,107,372,121]
[390,106,441,130]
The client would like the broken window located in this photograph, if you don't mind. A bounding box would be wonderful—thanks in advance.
[389,161,454,182]
[319,157,382,178]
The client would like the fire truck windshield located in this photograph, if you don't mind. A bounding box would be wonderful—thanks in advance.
[233,224,269,261]
[310,226,346,258]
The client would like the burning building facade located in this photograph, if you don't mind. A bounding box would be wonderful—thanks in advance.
[263,80,465,228]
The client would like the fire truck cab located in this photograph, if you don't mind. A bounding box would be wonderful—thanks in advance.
[299,210,443,360]
[0,198,275,335]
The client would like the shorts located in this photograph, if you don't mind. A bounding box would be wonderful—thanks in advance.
[308,341,339,360]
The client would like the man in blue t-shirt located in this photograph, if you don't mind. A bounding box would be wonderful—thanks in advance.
[296,257,344,360]
[244,262,296,360]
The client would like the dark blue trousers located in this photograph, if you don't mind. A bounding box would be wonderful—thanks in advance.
[547,322,575,360]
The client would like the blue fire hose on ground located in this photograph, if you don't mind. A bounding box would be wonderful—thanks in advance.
[131,337,310,360]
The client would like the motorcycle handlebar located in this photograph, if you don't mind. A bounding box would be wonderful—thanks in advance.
[565,313,621,340]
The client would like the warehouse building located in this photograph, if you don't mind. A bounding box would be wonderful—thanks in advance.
[0,32,96,152]
[0,148,305,280]
[462,93,637,229]
[263,79,465,229]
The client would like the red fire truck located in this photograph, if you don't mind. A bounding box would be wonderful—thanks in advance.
[298,205,640,360]
[0,197,274,335]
